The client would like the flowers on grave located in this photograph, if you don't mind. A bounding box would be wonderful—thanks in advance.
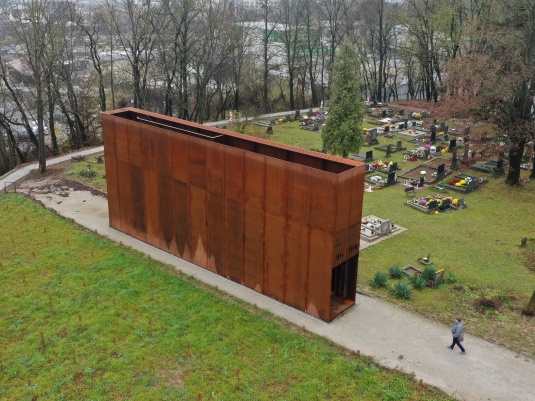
[452,199,459,206]
[448,177,461,185]
[434,211,439,214]
[420,170,427,176]
[442,148,447,153]
[419,198,427,205]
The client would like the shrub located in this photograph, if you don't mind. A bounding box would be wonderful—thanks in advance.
[390,281,412,300]
[371,271,388,288]
[445,272,458,284]
[422,266,437,282]
[80,169,97,178]
[409,274,427,290]
[388,265,404,279]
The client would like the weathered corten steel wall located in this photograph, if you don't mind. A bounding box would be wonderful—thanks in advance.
[103,108,365,321]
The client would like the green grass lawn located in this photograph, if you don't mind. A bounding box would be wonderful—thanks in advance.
[0,194,452,400]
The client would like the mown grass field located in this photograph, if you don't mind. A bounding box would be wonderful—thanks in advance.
[0,194,453,400]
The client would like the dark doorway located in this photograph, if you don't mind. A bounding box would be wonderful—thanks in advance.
[330,255,358,318]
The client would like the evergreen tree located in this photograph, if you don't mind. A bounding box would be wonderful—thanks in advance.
[322,38,365,158]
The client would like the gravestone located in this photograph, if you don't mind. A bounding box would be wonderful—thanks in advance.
[424,148,431,160]
[365,150,373,161]
[399,109,404,115]
[319,113,326,123]
[451,147,458,169]
[387,171,396,185]
[284,115,291,122]
[443,125,449,135]
[382,109,387,117]
[427,199,438,208]
[430,129,436,143]
[396,140,403,150]
[390,162,398,172]
[368,129,379,146]
[437,163,445,178]
[269,119,276,126]
[384,125,390,133]
[386,144,392,157]
[440,121,446,130]
[295,110,300,118]
[419,176,425,187]
[463,148,469,163]
[308,108,314,117]
[266,126,273,134]
[379,219,392,234]
[449,139,457,152]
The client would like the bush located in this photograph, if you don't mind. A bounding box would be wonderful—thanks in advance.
[445,272,458,284]
[390,280,412,300]
[388,265,404,279]
[422,266,437,282]
[371,271,388,288]
[80,169,97,178]
[409,274,427,290]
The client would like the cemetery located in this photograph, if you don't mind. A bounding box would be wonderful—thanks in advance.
[439,173,487,193]
[360,215,402,243]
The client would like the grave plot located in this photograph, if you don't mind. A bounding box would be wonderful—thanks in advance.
[398,160,451,185]
[375,140,407,155]
[361,215,402,242]
[350,149,375,163]
[404,195,457,214]
[365,171,399,188]
[470,159,508,175]
[439,173,487,193]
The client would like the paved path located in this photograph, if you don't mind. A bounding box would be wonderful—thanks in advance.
[2,148,534,401]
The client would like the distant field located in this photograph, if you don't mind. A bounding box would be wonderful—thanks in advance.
[0,194,453,400]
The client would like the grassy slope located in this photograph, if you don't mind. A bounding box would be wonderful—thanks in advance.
[0,194,452,401]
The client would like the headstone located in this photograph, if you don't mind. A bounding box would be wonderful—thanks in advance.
[399,109,404,115]
[427,199,437,208]
[284,115,291,122]
[443,125,449,135]
[451,147,458,169]
[437,163,445,177]
[319,113,326,123]
[396,140,403,150]
[308,108,314,117]
[382,109,387,117]
[419,176,425,187]
[389,162,398,172]
[463,148,469,163]
[440,121,446,130]
[424,148,431,160]
[295,110,300,118]
[365,150,373,161]
[269,119,276,126]
[387,171,396,185]
[368,129,379,146]
[421,111,428,118]
[384,125,390,132]
[386,144,392,157]
[449,139,457,152]
[379,219,392,234]
[266,126,273,134]
[430,130,436,143]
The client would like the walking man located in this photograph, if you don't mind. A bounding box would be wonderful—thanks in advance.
[449,317,465,353]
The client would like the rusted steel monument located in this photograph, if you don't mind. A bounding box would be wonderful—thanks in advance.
[103,108,365,321]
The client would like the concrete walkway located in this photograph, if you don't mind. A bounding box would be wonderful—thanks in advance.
[2,148,534,401]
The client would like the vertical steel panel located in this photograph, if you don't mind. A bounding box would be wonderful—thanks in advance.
[159,175,175,251]
[243,153,265,208]
[189,185,208,267]
[116,159,134,237]
[225,147,245,202]
[243,203,265,292]
[307,227,334,321]
[207,192,225,273]
[171,133,189,183]
[286,164,310,224]
[308,169,336,232]
[225,198,244,283]
[206,141,225,196]
[265,159,287,218]
[284,219,309,310]
[144,170,162,249]
[173,179,189,258]
[264,214,286,300]
[130,165,146,241]
[188,138,207,189]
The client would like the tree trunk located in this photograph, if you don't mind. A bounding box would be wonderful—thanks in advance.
[505,138,526,185]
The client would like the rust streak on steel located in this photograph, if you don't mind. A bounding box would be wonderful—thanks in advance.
[103,108,365,322]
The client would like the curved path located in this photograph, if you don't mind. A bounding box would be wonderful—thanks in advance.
[1,147,534,401]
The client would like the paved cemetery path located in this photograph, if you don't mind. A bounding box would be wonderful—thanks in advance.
[2,149,535,401]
